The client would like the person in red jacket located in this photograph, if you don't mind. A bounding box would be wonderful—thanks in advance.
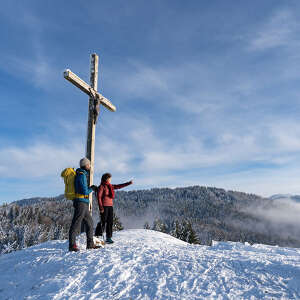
[96,173,133,243]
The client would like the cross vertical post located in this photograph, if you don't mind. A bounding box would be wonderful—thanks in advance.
[86,53,98,212]
[64,53,116,214]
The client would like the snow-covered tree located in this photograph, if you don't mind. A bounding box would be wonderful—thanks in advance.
[144,222,150,229]
[113,212,124,231]
[152,218,167,233]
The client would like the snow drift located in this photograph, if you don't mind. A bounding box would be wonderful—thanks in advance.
[0,229,300,299]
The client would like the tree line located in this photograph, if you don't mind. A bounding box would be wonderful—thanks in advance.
[1,185,300,254]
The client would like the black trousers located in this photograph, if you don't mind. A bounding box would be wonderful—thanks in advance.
[95,206,113,239]
[69,201,94,247]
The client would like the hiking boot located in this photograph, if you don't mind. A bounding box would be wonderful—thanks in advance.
[69,244,79,252]
[106,238,114,244]
[86,244,102,250]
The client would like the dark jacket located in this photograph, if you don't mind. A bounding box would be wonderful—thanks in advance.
[74,168,93,204]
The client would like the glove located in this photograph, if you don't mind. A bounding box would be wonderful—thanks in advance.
[91,185,98,192]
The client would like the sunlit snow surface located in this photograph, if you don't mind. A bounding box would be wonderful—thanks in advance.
[1,229,300,299]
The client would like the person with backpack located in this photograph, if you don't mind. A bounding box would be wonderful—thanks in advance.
[68,157,99,252]
[95,173,133,243]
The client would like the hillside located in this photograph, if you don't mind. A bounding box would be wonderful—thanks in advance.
[1,185,300,254]
[0,229,299,299]
[114,186,300,247]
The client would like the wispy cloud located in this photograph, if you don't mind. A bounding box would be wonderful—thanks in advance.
[0,54,58,89]
[248,9,300,51]
[238,196,300,242]
[2,108,300,191]
[0,9,59,90]
[0,142,83,178]
[2,2,300,203]
[255,197,300,226]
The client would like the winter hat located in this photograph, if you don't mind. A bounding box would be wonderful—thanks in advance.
[79,157,90,168]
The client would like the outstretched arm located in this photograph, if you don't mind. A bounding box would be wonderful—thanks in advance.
[113,180,133,190]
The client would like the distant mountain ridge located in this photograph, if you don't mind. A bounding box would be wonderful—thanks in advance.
[10,195,64,207]
[269,194,300,203]
[1,185,300,254]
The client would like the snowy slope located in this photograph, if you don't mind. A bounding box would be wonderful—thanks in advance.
[1,230,300,300]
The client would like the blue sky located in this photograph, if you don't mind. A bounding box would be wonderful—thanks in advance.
[1,1,300,203]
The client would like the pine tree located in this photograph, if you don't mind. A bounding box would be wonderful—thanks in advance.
[170,220,199,244]
[186,222,200,244]
[113,212,124,231]
[170,220,181,239]
[144,222,150,229]
[152,218,168,233]
[181,221,189,241]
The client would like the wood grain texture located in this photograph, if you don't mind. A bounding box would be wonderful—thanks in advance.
[63,53,117,213]
[86,54,98,212]
[64,69,116,112]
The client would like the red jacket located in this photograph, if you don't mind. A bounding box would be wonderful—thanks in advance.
[97,181,132,211]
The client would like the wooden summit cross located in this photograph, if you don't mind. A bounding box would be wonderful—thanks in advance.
[64,53,116,212]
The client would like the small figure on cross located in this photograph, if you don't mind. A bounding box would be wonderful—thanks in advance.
[89,87,100,124]
[63,54,116,214]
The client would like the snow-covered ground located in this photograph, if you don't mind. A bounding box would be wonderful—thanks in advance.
[1,229,300,300]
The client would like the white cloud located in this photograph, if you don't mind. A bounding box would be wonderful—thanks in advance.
[0,142,83,178]
[3,113,300,184]
[241,196,300,241]
[0,10,60,90]
[248,9,299,51]
[94,136,133,175]
[2,7,300,200]
[255,197,300,226]
[268,121,300,152]
[0,54,58,89]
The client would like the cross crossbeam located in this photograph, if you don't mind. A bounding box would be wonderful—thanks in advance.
[63,54,116,214]
[63,69,116,112]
